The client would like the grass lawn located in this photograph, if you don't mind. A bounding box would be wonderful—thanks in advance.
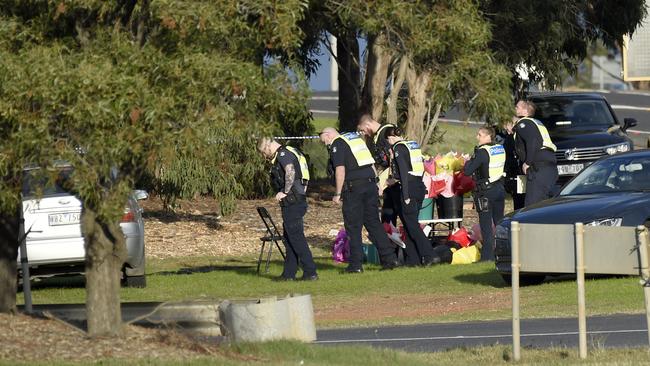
[23,255,647,329]
[6,341,650,365]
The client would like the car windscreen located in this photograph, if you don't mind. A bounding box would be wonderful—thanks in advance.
[533,99,615,129]
[560,156,650,195]
[22,168,73,197]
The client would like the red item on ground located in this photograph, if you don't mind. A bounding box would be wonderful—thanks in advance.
[447,227,472,248]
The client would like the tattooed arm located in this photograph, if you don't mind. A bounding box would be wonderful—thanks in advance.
[283,163,296,194]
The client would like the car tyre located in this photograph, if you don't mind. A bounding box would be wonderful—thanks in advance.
[500,273,546,286]
[123,275,146,288]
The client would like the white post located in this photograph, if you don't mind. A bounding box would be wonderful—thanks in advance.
[637,225,650,347]
[575,222,587,359]
[511,221,521,362]
[329,34,338,92]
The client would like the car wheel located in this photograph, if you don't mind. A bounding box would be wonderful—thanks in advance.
[500,273,546,286]
[122,275,146,288]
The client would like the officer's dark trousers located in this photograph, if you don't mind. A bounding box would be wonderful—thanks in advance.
[381,184,400,226]
[280,197,317,278]
[525,164,558,206]
[395,180,434,265]
[342,180,397,270]
[474,183,505,261]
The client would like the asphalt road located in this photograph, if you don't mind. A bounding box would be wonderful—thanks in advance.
[316,313,650,352]
[309,90,650,147]
[19,302,650,352]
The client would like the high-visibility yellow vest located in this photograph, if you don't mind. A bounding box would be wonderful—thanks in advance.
[515,117,557,152]
[334,132,375,167]
[393,140,425,176]
[284,146,310,181]
[479,144,506,183]
[271,146,310,181]
[373,123,396,144]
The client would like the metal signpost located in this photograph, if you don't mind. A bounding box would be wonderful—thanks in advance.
[511,222,650,361]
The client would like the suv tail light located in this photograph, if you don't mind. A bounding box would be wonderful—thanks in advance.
[121,208,135,223]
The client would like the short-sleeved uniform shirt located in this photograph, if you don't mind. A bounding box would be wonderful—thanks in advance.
[330,138,375,181]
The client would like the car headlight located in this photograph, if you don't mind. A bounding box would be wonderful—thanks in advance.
[586,218,622,226]
[495,224,509,240]
[605,143,630,155]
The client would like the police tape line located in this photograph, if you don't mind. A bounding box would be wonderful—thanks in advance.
[273,136,320,140]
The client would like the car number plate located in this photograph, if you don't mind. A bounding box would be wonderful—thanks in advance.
[48,212,81,226]
[557,163,584,175]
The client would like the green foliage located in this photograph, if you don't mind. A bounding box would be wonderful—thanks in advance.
[481,0,648,91]
[0,0,313,217]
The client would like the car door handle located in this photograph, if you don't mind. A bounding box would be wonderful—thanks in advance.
[58,199,71,205]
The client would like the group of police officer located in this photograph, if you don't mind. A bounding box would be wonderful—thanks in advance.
[464,99,558,260]
[258,99,558,279]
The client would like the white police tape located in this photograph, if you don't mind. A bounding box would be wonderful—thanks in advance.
[273,136,320,140]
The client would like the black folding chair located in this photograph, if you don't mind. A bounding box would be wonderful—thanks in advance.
[256,207,287,274]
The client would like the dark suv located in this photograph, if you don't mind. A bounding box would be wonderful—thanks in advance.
[530,93,637,186]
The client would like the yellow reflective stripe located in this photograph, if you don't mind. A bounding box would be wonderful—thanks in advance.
[516,117,557,152]
[395,140,425,175]
[284,146,310,181]
[373,124,395,144]
[336,133,375,167]
[479,144,506,183]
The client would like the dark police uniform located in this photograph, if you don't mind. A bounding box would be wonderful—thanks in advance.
[367,124,400,225]
[463,143,506,261]
[270,146,317,280]
[391,140,435,266]
[329,132,399,271]
[496,131,525,210]
[513,117,558,206]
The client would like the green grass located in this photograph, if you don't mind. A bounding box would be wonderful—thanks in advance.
[22,256,647,329]
[5,342,650,365]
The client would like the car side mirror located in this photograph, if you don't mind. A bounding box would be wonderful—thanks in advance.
[623,118,637,131]
[134,190,149,200]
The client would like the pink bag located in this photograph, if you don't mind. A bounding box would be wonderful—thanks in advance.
[332,229,350,263]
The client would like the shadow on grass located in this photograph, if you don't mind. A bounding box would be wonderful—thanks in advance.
[453,267,511,288]
[143,210,223,229]
[152,256,342,280]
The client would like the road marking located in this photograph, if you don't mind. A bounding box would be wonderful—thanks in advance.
[611,104,650,111]
[310,109,338,114]
[315,328,648,344]
[311,96,339,100]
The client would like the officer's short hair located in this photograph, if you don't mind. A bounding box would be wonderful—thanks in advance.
[518,100,536,115]
[383,126,403,137]
[257,137,275,152]
[479,126,496,142]
[357,113,374,127]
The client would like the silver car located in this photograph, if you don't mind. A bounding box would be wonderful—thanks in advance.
[20,168,147,287]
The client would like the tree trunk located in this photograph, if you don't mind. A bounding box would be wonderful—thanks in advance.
[386,55,408,126]
[405,62,432,142]
[0,211,19,314]
[336,30,361,132]
[83,207,127,337]
[361,33,392,120]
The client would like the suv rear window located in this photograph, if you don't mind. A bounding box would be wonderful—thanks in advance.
[22,169,73,197]
[533,99,615,129]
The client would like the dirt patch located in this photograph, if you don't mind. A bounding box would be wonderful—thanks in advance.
[315,291,510,324]
[140,187,481,260]
[0,313,235,363]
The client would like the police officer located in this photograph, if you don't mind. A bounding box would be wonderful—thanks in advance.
[514,100,558,206]
[496,117,525,210]
[319,127,401,272]
[384,127,436,266]
[258,138,318,281]
[463,126,506,261]
[357,114,399,225]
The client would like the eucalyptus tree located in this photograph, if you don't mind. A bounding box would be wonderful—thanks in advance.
[0,0,310,336]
